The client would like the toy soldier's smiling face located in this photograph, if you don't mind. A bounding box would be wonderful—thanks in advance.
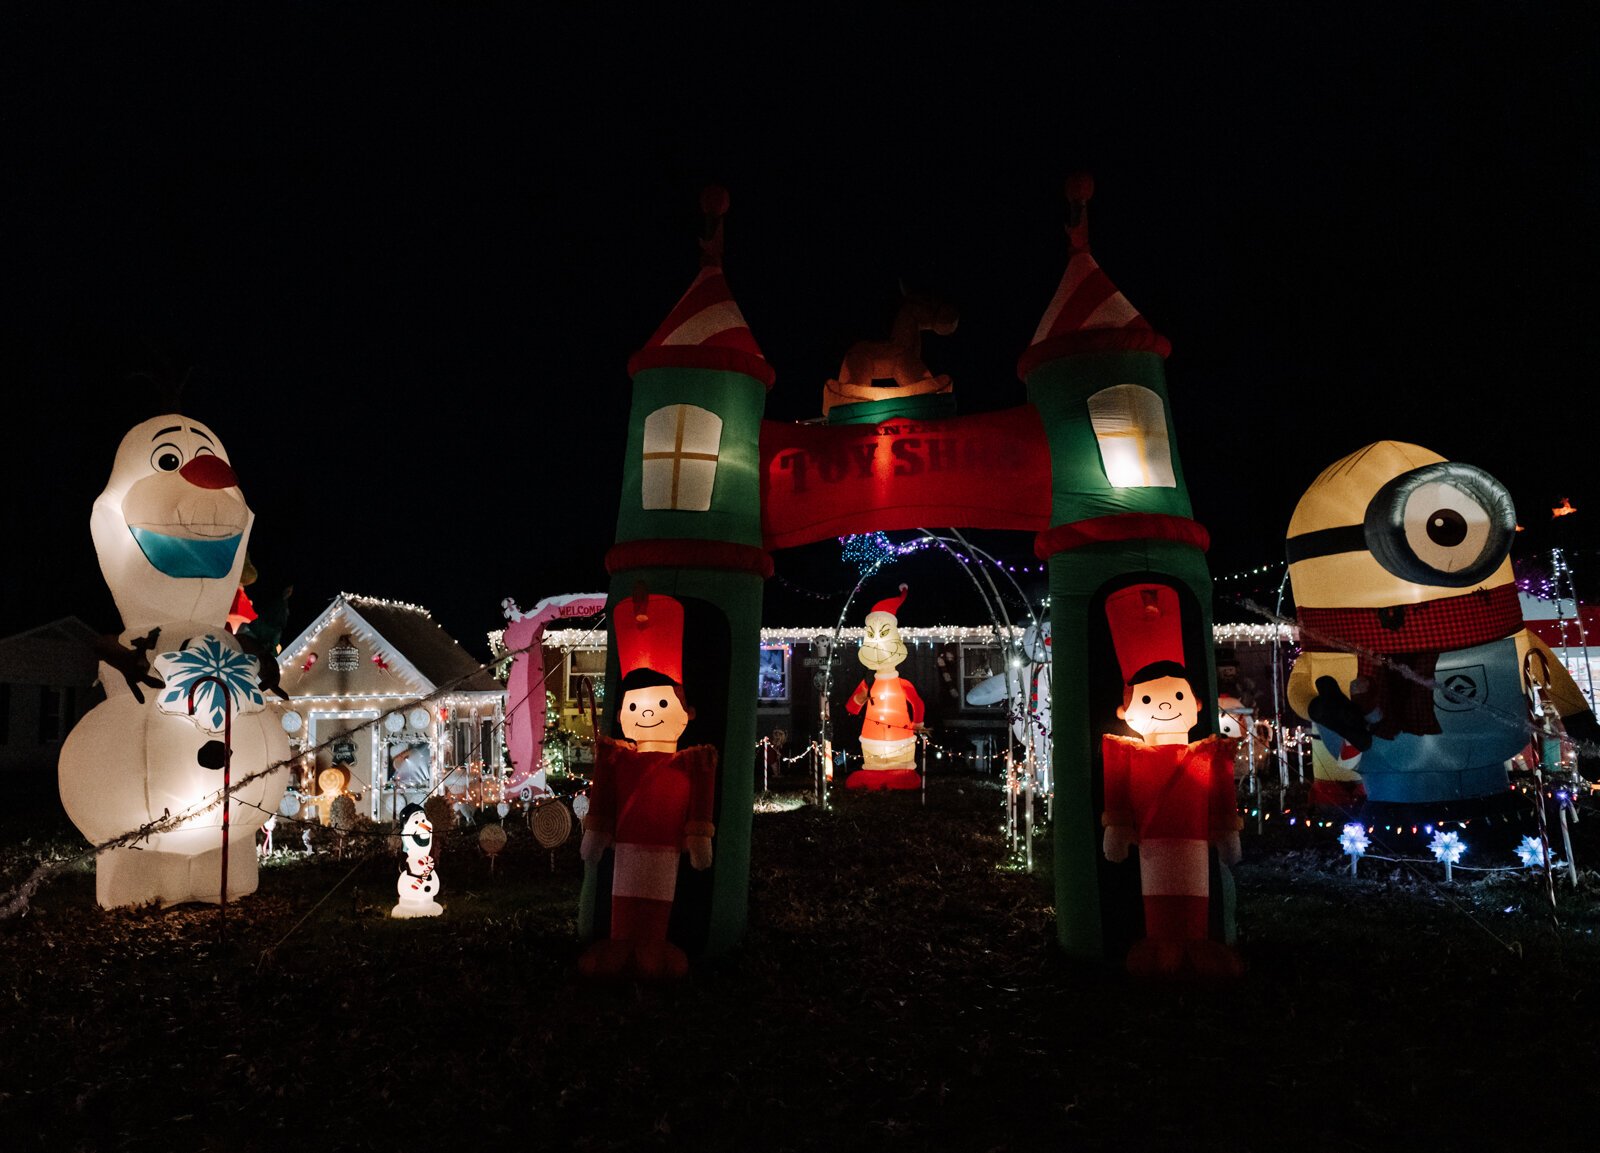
[619,686,691,747]
[1118,675,1195,743]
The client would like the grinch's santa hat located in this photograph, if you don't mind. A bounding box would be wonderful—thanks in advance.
[615,582,686,684]
[1103,583,1184,683]
[627,186,776,388]
[866,583,909,622]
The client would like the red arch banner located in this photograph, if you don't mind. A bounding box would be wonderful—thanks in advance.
[759,405,1053,551]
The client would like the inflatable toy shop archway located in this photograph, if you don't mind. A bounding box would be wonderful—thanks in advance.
[582,179,1224,965]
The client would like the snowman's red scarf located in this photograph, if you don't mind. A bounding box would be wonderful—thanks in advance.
[1297,584,1523,738]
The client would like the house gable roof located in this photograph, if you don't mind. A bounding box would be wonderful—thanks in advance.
[277,593,502,699]
[0,616,102,684]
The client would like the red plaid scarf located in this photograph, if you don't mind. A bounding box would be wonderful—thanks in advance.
[1297,584,1522,738]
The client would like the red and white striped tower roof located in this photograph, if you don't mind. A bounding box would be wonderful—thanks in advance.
[1016,174,1170,379]
[627,185,776,388]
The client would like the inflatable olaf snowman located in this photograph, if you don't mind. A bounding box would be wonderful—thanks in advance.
[391,804,443,918]
[59,414,289,907]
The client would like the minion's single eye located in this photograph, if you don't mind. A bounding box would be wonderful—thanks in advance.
[151,443,184,472]
[1364,462,1515,587]
[1141,695,1152,705]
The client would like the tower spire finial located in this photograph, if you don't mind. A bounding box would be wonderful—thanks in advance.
[699,185,730,268]
[1065,172,1094,252]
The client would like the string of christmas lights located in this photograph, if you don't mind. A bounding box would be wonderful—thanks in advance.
[838,533,1047,578]
[1213,560,1287,584]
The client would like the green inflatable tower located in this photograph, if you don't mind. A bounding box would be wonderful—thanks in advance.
[583,187,773,959]
[1019,175,1225,962]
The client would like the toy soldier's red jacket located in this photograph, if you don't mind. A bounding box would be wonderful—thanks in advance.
[846,675,926,742]
[1101,734,1241,842]
[584,736,717,849]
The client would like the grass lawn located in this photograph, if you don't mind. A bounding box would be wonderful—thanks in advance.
[1,771,1596,1152]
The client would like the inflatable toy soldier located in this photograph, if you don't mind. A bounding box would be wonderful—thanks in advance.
[580,589,717,981]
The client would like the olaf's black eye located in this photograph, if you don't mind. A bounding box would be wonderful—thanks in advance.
[151,443,184,472]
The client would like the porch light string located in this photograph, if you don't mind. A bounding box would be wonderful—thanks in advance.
[0,628,579,922]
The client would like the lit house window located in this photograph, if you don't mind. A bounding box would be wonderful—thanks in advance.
[565,647,607,704]
[1086,384,1176,488]
[961,643,1003,708]
[758,645,790,702]
[642,404,723,511]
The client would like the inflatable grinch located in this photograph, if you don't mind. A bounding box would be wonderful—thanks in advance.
[845,584,926,790]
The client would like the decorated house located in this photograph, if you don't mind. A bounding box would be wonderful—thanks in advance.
[0,617,101,774]
[1521,591,1599,708]
[275,593,506,822]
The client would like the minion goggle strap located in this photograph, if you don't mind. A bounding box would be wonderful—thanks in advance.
[1285,461,1516,588]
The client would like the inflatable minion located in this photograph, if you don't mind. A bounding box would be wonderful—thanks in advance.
[1286,441,1597,812]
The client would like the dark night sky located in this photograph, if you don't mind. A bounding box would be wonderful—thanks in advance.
[7,3,1598,652]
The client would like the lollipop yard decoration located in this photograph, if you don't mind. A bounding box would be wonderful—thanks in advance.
[58,415,288,908]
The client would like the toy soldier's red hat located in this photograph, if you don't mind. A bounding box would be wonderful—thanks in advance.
[616,582,686,684]
[868,583,909,619]
[1103,583,1184,683]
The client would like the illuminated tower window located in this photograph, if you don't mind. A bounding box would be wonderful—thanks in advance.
[641,404,723,511]
[1086,384,1176,488]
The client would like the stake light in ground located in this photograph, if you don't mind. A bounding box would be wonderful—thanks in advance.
[1339,823,1370,876]
[1515,835,1546,869]
[1429,830,1466,881]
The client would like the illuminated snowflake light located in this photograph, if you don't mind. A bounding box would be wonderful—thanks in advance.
[839,533,935,576]
[1339,823,1370,858]
[1428,830,1466,866]
[840,532,895,575]
[154,634,266,731]
[1515,835,1546,868]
